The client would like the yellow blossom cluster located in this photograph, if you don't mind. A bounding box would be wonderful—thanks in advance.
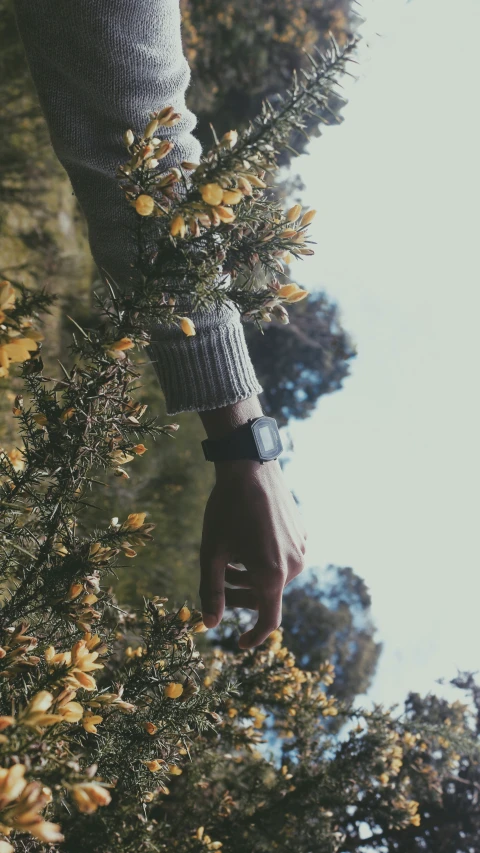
[0,622,40,681]
[0,281,43,378]
[115,106,319,339]
[0,764,63,844]
[64,578,103,633]
[377,730,404,786]
[391,794,421,828]
[71,782,112,814]
[0,447,24,482]
[195,825,223,850]
[46,635,105,693]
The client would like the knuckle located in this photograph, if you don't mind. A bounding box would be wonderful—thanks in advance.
[290,564,304,581]
[268,561,288,581]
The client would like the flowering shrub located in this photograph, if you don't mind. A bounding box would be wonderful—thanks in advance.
[0,31,478,853]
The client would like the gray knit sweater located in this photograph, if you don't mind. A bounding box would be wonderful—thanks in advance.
[12,0,263,415]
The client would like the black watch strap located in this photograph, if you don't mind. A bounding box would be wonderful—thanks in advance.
[202,416,282,463]
[202,421,258,462]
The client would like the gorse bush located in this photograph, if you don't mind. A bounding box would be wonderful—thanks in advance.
[0,31,478,853]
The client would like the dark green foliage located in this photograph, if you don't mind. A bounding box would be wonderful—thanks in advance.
[246,290,356,424]
[281,566,382,702]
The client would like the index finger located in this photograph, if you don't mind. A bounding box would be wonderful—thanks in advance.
[238,573,284,650]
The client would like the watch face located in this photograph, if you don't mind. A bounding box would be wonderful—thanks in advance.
[251,417,283,461]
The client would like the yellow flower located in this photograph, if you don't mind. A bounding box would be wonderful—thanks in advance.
[0,280,15,311]
[222,189,243,205]
[215,205,236,223]
[154,140,175,160]
[378,773,390,785]
[135,194,155,216]
[286,204,302,222]
[0,768,64,843]
[300,209,316,226]
[144,721,158,735]
[410,813,421,826]
[6,448,24,472]
[82,712,103,733]
[72,639,104,672]
[72,782,111,814]
[236,176,253,196]
[132,443,147,455]
[20,692,63,729]
[221,129,238,148]
[180,317,196,337]
[403,731,417,747]
[180,160,200,171]
[200,183,224,206]
[67,671,97,691]
[286,289,308,303]
[178,606,191,622]
[67,582,83,600]
[165,683,183,699]
[0,717,15,731]
[123,129,135,147]
[106,336,134,352]
[122,512,147,530]
[57,702,83,724]
[109,449,135,465]
[143,759,163,772]
[278,283,300,299]
[161,110,181,128]
[170,214,186,238]
[60,407,75,422]
[144,118,159,138]
[2,337,39,364]
[168,765,182,775]
[246,175,266,188]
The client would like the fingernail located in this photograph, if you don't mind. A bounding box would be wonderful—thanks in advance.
[203,613,218,628]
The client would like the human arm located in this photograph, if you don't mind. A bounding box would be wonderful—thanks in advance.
[12,0,306,646]
[12,0,262,414]
[199,396,307,649]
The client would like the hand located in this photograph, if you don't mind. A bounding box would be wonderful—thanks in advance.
[198,399,307,649]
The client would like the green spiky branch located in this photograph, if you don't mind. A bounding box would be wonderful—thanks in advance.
[1,28,473,853]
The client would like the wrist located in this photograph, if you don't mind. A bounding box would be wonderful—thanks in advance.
[198,396,263,440]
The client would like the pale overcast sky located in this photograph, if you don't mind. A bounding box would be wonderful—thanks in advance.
[283,0,480,709]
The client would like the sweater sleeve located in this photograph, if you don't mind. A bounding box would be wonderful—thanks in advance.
[12,0,263,415]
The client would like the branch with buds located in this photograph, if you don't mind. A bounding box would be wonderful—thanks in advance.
[0,32,370,853]
[112,34,359,338]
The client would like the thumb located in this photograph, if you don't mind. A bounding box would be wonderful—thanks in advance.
[199,547,227,629]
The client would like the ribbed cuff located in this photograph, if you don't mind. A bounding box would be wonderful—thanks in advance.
[147,316,263,415]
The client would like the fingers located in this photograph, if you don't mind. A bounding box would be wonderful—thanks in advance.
[225,565,254,588]
[199,549,227,629]
[225,587,258,610]
[238,572,284,650]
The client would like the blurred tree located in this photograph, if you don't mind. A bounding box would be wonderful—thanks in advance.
[0,0,93,445]
[181,0,363,166]
[245,290,356,425]
[354,678,480,852]
[281,565,382,702]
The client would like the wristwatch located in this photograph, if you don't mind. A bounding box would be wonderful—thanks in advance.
[202,416,283,463]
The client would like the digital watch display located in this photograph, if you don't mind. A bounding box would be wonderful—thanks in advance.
[202,416,283,463]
